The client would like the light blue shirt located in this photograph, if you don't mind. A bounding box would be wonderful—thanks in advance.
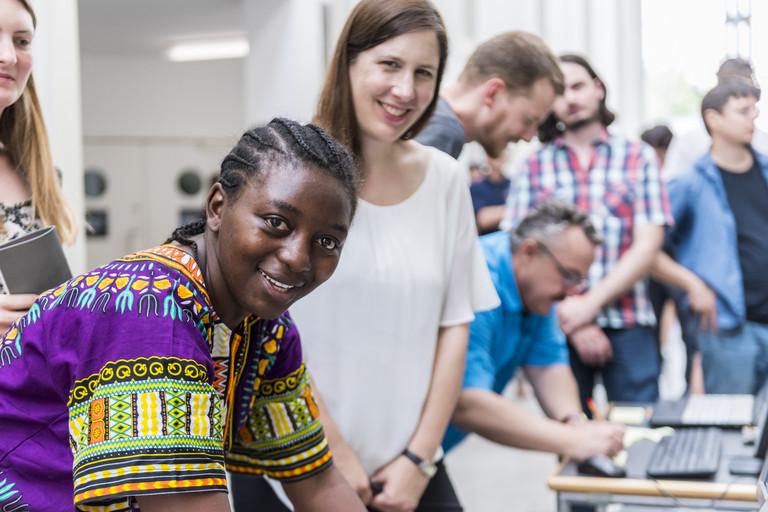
[666,150,768,329]
[443,231,569,451]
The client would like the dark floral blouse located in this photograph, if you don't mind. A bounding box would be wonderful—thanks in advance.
[0,199,43,294]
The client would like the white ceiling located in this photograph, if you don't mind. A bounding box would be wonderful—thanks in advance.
[78,0,246,57]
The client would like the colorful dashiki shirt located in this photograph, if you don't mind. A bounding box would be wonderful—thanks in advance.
[0,245,330,511]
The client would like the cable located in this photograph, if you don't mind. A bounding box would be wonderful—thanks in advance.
[649,475,748,509]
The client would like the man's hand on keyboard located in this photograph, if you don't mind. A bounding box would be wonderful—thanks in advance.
[563,421,625,461]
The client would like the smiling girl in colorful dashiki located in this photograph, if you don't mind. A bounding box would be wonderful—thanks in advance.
[0,119,365,512]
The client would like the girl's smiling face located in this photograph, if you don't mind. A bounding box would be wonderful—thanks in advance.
[348,29,440,144]
[206,163,353,324]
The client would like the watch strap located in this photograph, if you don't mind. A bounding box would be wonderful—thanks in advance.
[401,448,437,478]
[402,448,425,466]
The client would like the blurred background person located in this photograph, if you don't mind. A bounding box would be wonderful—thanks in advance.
[416,31,562,159]
[445,201,625,462]
[504,54,672,415]
[470,149,510,235]
[653,79,768,394]
[640,123,688,384]
[640,124,674,169]
[663,58,768,177]
[468,161,486,183]
[642,121,707,393]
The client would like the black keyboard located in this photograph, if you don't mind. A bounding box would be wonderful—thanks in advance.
[646,428,723,479]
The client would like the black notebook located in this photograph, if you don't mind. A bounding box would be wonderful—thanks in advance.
[0,226,72,294]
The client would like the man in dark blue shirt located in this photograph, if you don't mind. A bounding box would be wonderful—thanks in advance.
[470,151,511,234]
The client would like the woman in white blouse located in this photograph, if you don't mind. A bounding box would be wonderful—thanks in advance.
[233,1,498,511]
[304,0,499,509]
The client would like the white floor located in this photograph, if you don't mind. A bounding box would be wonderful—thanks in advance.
[444,389,560,511]
[444,330,688,511]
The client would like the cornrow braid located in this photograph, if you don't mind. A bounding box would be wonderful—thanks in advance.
[242,129,285,154]
[308,123,350,170]
[272,118,325,167]
[165,218,206,254]
[167,118,360,251]
[222,150,257,170]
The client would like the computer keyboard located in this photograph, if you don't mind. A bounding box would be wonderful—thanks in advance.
[646,428,723,479]
[682,395,754,425]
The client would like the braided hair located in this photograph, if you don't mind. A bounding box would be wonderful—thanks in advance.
[167,118,359,250]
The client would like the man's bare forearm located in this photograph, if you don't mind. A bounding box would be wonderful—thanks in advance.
[452,388,572,454]
[587,223,663,308]
[650,251,699,291]
[524,365,581,420]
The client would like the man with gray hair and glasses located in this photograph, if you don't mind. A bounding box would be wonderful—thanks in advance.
[443,201,624,461]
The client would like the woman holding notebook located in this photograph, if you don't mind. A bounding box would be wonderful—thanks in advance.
[0,0,77,330]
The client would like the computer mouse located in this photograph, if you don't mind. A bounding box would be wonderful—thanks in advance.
[577,455,627,478]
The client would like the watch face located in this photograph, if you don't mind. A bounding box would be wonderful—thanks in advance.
[421,462,438,478]
[402,449,438,478]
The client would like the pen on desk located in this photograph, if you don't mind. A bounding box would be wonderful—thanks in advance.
[587,398,604,422]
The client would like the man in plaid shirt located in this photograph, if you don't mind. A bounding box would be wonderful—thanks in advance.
[502,54,672,413]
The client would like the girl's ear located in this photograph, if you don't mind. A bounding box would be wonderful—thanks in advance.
[206,183,226,233]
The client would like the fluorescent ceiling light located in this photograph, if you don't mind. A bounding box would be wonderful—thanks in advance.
[166,36,250,62]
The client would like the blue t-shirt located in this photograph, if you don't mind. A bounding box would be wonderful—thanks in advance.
[442,231,569,452]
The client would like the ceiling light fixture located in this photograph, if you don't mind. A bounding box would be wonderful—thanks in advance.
[166,36,250,62]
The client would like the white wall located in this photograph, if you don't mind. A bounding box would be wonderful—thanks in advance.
[81,54,243,267]
[475,0,542,36]
[81,55,244,138]
[32,0,86,273]
[83,139,232,268]
[243,0,326,124]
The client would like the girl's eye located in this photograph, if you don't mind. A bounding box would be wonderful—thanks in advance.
[317,236,339,251]
[265,217,288,231]
[381,60,400,70]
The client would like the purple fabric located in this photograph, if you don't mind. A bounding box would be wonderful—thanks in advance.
[0,245,321,511]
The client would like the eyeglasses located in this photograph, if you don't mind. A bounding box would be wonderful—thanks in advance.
[536,241,586,290]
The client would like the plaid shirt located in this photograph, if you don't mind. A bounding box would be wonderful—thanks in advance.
[502,130,672,329]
